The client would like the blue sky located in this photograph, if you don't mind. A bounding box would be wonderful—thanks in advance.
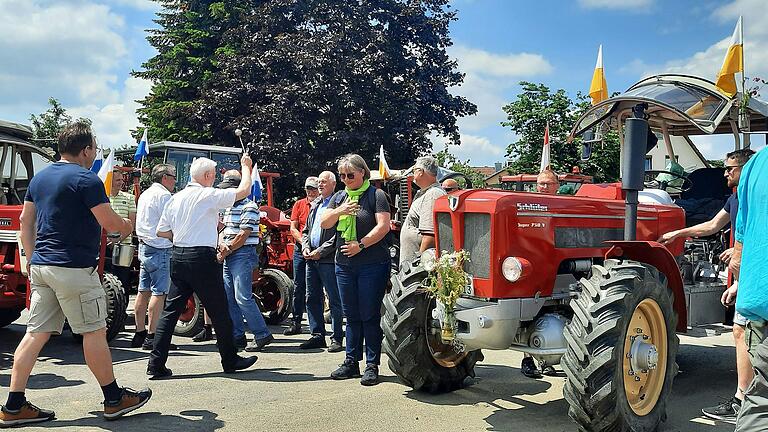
[1,0,765,167]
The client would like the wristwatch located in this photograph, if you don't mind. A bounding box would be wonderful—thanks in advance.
[359,240,366,249]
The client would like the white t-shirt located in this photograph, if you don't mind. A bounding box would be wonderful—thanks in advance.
[158,182,237,248]
[136,183,173,249]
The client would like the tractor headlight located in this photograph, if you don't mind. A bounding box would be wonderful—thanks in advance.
[502,257,527,282]
[421,248,437,272]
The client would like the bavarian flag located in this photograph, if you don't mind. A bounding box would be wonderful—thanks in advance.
[134,127,149,161]
[589,45,608,105]
[378,145,391,180]
[715,16,743,97]
[97,148,116,196]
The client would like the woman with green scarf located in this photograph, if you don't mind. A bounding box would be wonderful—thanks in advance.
[320,153,391,386]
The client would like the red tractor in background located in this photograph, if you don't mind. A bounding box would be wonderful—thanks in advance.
[382,74,767,431]
[0,120,126,341]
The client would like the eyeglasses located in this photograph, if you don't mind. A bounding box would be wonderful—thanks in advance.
[305,186,318,190]
[538,182,559,187]
[444,187,457,192]
[165,173,176,179]
[724,165,742,173]
[339,173,356,180]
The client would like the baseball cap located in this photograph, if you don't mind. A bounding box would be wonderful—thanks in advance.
[217,172,242,189]
[304,177,319,189]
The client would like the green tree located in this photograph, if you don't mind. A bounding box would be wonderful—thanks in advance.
[29,98,91,157]
[501,82,620,183]
[434,146,486,188]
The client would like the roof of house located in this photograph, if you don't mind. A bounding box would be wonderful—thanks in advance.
[472,166,497,178]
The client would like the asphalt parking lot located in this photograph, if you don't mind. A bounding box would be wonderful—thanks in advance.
[0,302,739,432]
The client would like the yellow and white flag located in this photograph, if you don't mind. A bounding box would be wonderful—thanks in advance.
[378,145,391,180]
[589,45,608,105]
[715,16,743,97]
[97,148,116,196]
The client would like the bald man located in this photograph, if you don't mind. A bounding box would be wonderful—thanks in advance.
[441,178,460,193]
[536,170,559,195]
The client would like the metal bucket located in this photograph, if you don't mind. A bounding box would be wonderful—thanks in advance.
[112,243,136,267]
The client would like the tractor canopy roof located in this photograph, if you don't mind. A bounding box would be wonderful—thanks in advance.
[570,74,768,139]
[0,120,34,146]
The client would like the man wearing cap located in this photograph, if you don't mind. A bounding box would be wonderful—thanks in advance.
[399,156,445,269]
[217,170,274,352]
[146,155,258,379]
[283,176,320,336]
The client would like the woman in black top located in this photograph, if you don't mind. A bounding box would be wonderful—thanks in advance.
[321,154,391,385]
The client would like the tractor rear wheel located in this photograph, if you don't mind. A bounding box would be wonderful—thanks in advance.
[382,262,483,393]
[0,308,22,328]
[255,268,293,325]
[103,272,127,342]
[562,259,678,432]
[174,293,204,337]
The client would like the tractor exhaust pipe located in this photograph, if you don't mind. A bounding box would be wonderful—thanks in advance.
[621,103,649,241]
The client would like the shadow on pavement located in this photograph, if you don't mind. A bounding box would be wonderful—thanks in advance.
[0,372,84,390]
[164,367,322,383]
[42,409,224,431]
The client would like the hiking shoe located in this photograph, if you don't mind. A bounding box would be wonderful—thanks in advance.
[131,330,147,348]
[224,356,258,374]
[0,402,55,428]
[360,364,380,386]
[521,357,542,379]
[328,340,344,353]
[299,335,327,350]
[283,321,302,336]
[146,365,173,380]
[103,387,152,420]
[245,335,274,352]
[192,327,214,342]
[701,397,741,424]
[331,358,360,380]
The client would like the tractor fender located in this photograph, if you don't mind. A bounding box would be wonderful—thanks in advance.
[604,240,687,331]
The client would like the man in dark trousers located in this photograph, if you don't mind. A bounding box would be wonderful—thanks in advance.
[147,154,258,379]
[1,122,151,427]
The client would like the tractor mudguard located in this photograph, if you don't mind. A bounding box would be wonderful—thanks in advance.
[605,240,687,331]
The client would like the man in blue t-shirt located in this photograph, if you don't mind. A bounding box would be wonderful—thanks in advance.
[728,148,768,431]
[0,122,151,428]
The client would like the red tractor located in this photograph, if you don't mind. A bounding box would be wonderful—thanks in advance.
[382,74,766,431]
[500,170,594,193]
[115,142,294,337]
[0,120,126,340]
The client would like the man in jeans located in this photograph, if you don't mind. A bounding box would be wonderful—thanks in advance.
[217,170,274,352]
[1,122,151,427]
[132,163,177,350]
[147,155,258,379]
[300,171,344,352]
[726,148,768,431]
[284,176,319,336]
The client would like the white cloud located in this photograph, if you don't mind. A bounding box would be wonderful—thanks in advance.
[450,45,552,77]
[433,133,506,165]
[109,0,161,11]
[578,0,653,11]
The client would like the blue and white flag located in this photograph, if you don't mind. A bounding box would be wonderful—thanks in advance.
[249,161,263,202]
[90,147,104,173]
[133,128,149,161]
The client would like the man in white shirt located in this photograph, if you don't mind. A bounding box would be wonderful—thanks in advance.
[132,164,176,350]
[147,155,257,378]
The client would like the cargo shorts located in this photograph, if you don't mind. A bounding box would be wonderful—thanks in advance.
[27,265,107,335]
[735,320,768,431]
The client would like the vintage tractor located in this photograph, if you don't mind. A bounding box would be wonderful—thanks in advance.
[0,120,127,341]
[382,74,767,431]
[116,142,294,337]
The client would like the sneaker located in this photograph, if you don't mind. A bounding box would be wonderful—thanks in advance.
[235,335,248,351]
[360,364,379,386]
[520,357,542,379]
[283,321,302,336]
[146,365,173,380]
[223,356,258,374]
[299,335,327,349]
[245,334,274,352]
[0,402,55,427]
[192,327,214,342]
[103,387,152,420]
[131,330,147,348]
[331,358,360,380]
[701,397,741,424]
[327,340,344,353]
[541,364,557,377]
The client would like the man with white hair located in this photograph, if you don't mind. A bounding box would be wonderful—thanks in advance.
[399,156,445,268]
[146,155,258,379]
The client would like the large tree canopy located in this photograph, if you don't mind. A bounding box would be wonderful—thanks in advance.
[135,0,476,206]
[501,82,620,183]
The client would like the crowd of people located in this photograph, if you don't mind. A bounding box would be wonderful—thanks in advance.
[3,120,767,430]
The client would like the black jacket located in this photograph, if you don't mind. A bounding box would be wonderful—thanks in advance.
[301,196,337,264]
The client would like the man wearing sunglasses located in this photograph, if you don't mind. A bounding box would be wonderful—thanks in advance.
[658,148,754,424]
[441,178,461,193]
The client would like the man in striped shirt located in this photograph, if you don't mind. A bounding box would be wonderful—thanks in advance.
[106,166,136,297]
[217,171,274,352]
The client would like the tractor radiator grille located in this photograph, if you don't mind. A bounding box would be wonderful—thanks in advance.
[463,213,490,279]
[397,178,410,222]
[436,212,454,253]
[0,230,19,243]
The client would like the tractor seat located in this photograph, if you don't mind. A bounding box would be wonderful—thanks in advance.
[638,189,674,205]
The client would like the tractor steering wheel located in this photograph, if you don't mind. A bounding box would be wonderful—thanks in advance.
[643,170,692,194]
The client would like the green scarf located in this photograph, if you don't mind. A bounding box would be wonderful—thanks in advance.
[337,179,370,242]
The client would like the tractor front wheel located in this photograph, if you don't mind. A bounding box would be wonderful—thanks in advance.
[562,259,678,432]
[174,294,204,337]
[255,268,293,325]
[103,272,127,342]
[382,262,483,393]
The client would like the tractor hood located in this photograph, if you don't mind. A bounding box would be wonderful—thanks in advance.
[570,74,768,139]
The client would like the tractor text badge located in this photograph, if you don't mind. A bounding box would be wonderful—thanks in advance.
[448,195,459,211]
[0,218,11,227]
